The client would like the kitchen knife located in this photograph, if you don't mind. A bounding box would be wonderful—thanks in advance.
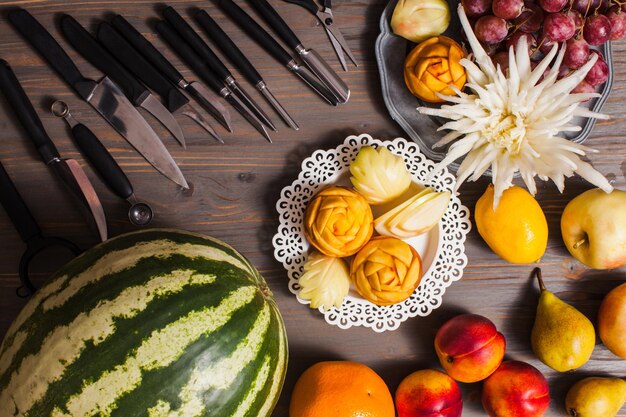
[8,8,189,189]
[59,14,186,148]
[218,0,339,105]
[162,6,276,132]
[155,20,271,142]
[110,14,232,133]
[195,9,299,130]
[0,59,107,242]
[248,0,350,104]
[96,22,223,144]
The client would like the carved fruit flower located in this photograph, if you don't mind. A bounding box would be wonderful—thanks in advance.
[350,236,423,306]
[304,186,374,257]
[404,36,467,103]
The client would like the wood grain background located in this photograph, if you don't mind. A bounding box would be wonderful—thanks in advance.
[0,0,625,415]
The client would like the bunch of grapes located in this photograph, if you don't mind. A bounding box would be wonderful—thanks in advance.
[461,0,623,91]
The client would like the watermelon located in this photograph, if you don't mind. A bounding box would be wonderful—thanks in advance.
[0,229,288,417]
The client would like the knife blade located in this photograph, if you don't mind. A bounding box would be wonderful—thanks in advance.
[156,20,271,142]
[195,9,299,131]
[110,14,232,133]
[162,6,277,132]
[96,22,223,144]
[218,0,339,106]
[248,0,350,104]
[0,59,107,242]
[59,14,186,148]
[8,9,189,189]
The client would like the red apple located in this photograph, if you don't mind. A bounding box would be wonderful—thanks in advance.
[434,314,506,383]
[395,369,463,417]
[482,361,550,417]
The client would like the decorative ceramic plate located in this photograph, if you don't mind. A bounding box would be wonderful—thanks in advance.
[374,0,614,171]
[273,134,471,332]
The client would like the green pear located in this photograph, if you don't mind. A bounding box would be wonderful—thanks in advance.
[566,377,626,417]
[530,268,595,372]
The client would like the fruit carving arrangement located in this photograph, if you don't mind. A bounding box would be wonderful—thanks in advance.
[298,145,451,310]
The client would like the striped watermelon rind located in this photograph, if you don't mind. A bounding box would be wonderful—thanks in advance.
[0,229,288,417]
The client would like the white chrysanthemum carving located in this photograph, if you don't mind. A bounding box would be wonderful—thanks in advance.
[419,4,613,207]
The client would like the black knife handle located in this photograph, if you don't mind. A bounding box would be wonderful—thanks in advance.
[283,0,318,15]
[97,22,189,113]
[7,9,96,101]
[248,0,302,50]
[219,0,294,66]
[0,161,41,243]
[162,6,231,81]
[0,60,59,163]
[195,10,263,86]
[155,21,225,95]
[60,14,148,106]
[111,15,184,86]
[71,123,133,199]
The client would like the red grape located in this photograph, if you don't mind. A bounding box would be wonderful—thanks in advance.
[538,0,567,13]
[583,14,612,45]
[585,51,609,86]
[564,38,591,69]
[607,6,626,40]
[515,2,545,33]
[572,0,601,16]
[558,63,572,79]
[543,13,576,42]
[567,10,584,31]
[538,36,557,55]
[475,15,509,44]
[462,0,492,17]
[493,0,524,19]
[492,51,510,73]
[572,80,596,100]
[506,31,538,54]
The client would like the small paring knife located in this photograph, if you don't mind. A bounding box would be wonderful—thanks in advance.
[110,14,232,133]
[59,14,187,148]
[96,22,223,144]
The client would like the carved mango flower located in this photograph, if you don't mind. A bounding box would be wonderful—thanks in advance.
[350,236,423,306]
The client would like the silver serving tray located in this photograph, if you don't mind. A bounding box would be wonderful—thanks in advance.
[375,0,614,172]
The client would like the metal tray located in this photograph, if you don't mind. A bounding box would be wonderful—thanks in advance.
[374,0,614,172]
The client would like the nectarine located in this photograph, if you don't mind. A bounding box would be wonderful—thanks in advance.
[395,369,462,417]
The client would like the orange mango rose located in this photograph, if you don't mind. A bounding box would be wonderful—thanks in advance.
[304,186,373,257]
[404,36,467,103]
[350,236,422,306]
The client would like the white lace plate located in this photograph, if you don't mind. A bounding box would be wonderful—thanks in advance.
[273,134,472,332]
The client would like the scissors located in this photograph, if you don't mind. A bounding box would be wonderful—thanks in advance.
[0,161,81,297]
[284,0,358,71]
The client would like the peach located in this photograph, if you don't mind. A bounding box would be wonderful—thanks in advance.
[598,282,626,359]
[482,361,550,417]
[395,369,462,417]
[434,314,506,383]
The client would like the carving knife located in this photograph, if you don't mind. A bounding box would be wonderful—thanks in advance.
[218,0,339,105]
[0,59,107,242]
[248,0,350,104]
[195,9,299,131]
[59,14,186,148]
[161,6,276,133]
[156,20,271,142]
[8,9,189,189]
[110,14,232,133]
[96,22,223,144]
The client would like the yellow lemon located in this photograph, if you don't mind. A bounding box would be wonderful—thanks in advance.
[475,185,548,263]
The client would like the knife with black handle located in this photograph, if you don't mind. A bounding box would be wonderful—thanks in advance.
[155,20,271,142]
[162,6,276,132]
[195,9,298,130]
[110,14,232,132]
[218,0,338,105]
[247,0,350,103]
[59,14,186,147]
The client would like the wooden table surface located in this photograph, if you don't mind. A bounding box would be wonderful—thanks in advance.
[0,0,625,416]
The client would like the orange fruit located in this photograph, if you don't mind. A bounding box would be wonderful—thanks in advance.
[289,361,395,417]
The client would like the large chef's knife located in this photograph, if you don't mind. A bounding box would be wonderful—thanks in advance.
[249,0,350,103]
[218,0,339,105]
[8,9,189,189]
[0,59,107,242]
[59,14,186,148]
[110,14,232,132]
